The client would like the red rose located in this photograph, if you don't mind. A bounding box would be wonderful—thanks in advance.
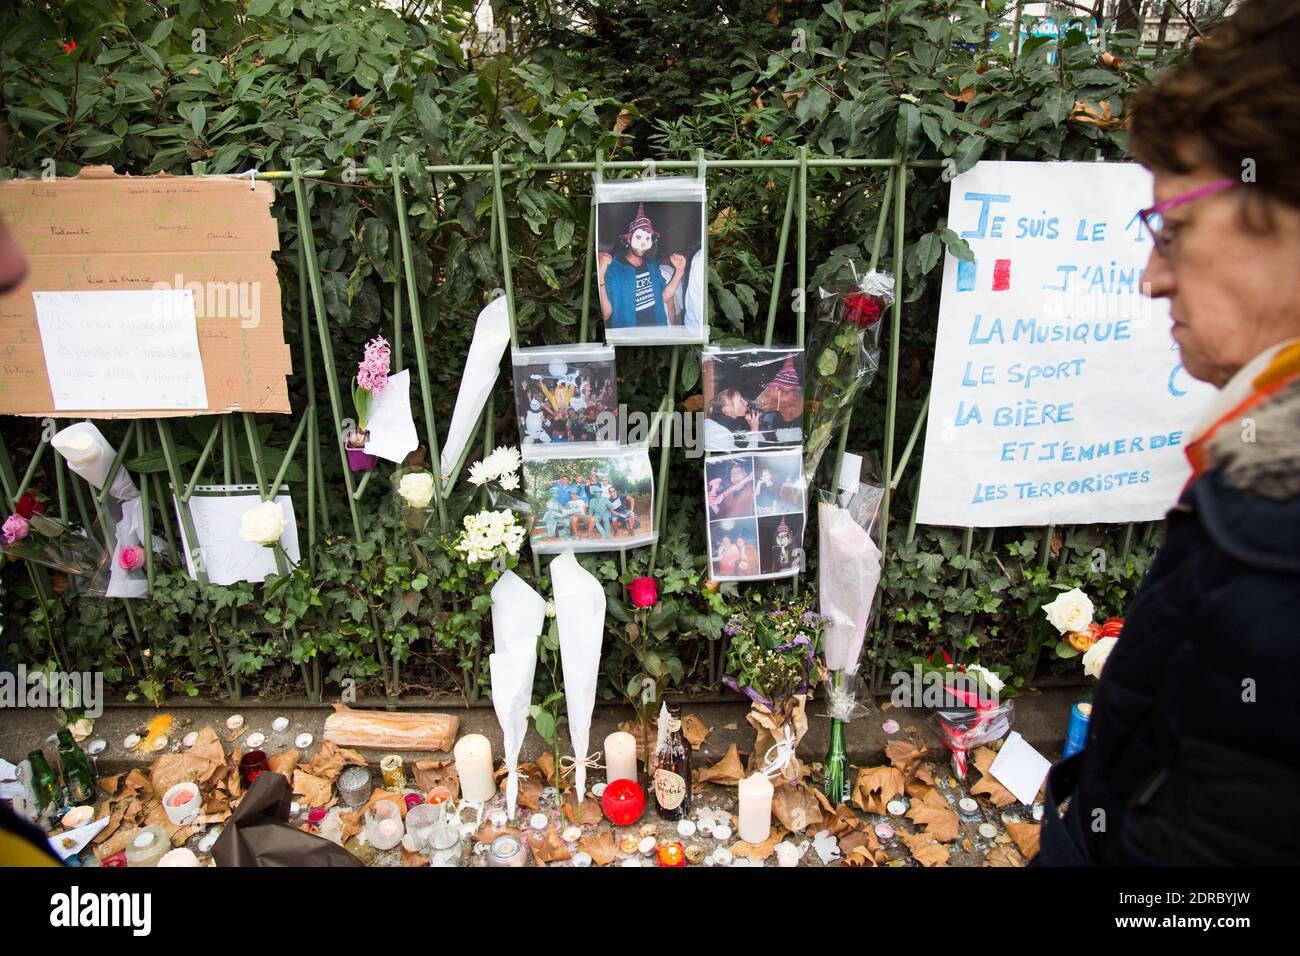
[1099,617,1123,639]
[628,576,658,608]
[15,493,45,519]
[843,293,882,328]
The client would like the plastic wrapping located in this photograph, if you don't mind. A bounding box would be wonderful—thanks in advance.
[930,699,1015,780]
[803,270,893,483]
[2,514,111,597]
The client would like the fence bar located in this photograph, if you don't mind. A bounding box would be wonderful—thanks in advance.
[796,146,808,347]
[256,158,944,181]
[392,157,449,529]
[156,420,209,587]
[763,171,798,348]
[292,158,365,541]
[181,419,223,501]
[889,389,931,490]
[879,162,908,558]
[136,425,155,589]
[832,165,897,481]
[649,347,681,572]
[491,150,521,349]
[9,436,49,504]
[579,153,602,342]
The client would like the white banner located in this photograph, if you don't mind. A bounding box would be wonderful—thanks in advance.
[916,161,1216,527]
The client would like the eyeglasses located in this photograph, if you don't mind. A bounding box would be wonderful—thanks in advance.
[1137,177,1234,254]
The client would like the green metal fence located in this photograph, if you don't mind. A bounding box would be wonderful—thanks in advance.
[1,149,1146,698]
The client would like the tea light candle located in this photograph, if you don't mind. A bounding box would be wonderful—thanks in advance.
[738,773,773,845]
[453,734,496,803]
[272,717,290,733]
[158,848,200,867]
[657,842,685,867]
[604,731,638,784]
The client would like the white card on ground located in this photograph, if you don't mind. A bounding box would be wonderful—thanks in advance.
[33,290,209,411]
[988,731,1052,805]
[364,368,418,463]
[174,485,300,585]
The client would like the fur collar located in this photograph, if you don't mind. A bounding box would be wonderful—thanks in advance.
[1206,371,1300,500]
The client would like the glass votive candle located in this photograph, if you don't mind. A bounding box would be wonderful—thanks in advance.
[239,750,269,787]
[487,833,529,868]
[337,765,372,808]
[428,825,464,867]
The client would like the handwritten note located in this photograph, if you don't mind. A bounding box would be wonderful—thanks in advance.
[916,162,1216,527]
[174,485,300,585]
[33,289,209,411]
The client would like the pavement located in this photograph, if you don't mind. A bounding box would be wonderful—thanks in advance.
[0,688,1078,777]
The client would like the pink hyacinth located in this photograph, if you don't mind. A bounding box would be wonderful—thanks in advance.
[356,335,391,394]
[2,513,29,545]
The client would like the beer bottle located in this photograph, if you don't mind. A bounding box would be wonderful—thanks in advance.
[27,749,61,817]
[652,701,691,820]
[56,728,97,807]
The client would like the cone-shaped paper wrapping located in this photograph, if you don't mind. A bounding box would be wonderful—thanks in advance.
[439,296,511,478]
[551,551,606,802]
[51,422,136,500]
[819,502,882,673]
[489,570,545,818]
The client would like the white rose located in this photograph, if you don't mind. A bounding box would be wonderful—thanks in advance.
[1082,636,1118,679]
[966,664,1004,696]
[240,501,287,546]
[398,471,435,509]
[1042,588,1094,635]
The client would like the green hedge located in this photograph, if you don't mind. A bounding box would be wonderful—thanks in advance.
[0,1,1182,703]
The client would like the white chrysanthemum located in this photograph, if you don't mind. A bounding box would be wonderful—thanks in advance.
[484,445,522,481]
[498,473,520,491]
[467,459,493,486]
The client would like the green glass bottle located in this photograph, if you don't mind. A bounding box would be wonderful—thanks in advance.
[27,749,61,816]
[56,728,97,807]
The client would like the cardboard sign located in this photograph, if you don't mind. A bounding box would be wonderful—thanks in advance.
[915,161,1216,527]
[0,166,291,417]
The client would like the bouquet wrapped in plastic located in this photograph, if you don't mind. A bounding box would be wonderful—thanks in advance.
[927,669,1014,780]
[803,270,892,484]
[817,466,885,804]
[2,512,111,597]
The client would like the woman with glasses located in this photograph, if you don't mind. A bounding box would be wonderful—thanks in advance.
[1037,0,1300,866]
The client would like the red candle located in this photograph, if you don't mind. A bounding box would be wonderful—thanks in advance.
[239,750,269,787]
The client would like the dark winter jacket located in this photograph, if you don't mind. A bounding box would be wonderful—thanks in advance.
[1037,366,1300,865]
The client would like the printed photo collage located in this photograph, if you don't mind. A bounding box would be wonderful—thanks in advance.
[702,346,808,581]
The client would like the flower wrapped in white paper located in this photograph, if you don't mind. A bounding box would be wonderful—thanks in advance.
[51,423,136,501]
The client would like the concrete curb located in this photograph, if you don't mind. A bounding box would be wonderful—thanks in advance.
[0,689,1079,776]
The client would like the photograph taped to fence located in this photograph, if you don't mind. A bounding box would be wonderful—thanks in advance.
[594,176,707,345]
[705,448,806,580]
[522,445,656,553]
[511,344,618,454]
[701,346,805,451]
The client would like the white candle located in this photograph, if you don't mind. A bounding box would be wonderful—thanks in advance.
[604,731,638,784]
[454,733,497,803]
[738,773,774,845]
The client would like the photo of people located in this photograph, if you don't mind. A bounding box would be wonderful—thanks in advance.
[702,346,805,451]
[704,448,805,580]
[522,448,655,553]
[512,345,618,450]
[594,177,707,345]
[757,513,805,576]
[708,518,761,579]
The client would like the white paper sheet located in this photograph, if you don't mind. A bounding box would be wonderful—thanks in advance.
[489,570,545,818]
[173,485,300,585]
[48,814,111,861]
[440,297,510,478]
[988,731,1052,805]
[33,290,209,411]
[916,161,1217,526]
[552,551,606,801]
[363,368,418,463]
